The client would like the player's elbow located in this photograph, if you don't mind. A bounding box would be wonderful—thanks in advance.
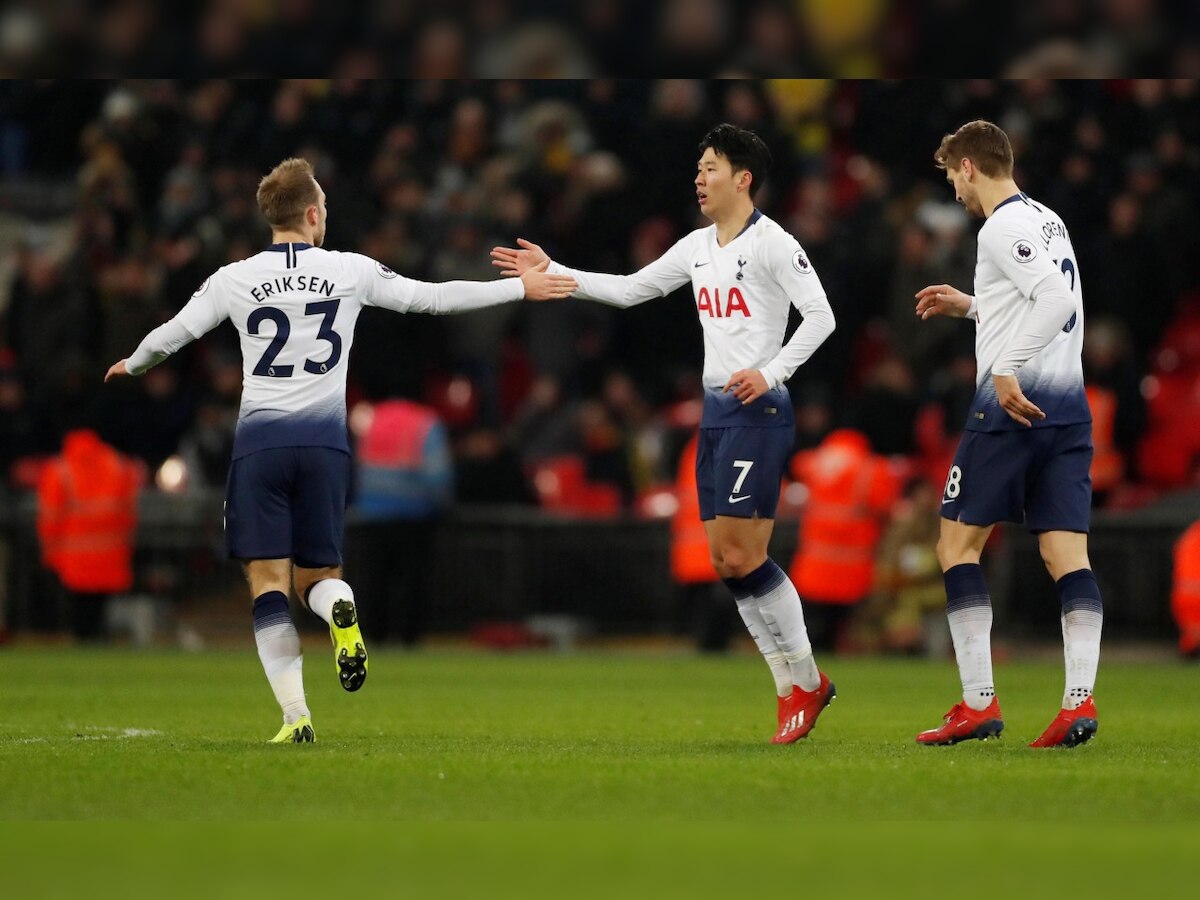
[813,306,836,340]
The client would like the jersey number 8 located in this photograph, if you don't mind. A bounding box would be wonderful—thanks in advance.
[944,465,963,500]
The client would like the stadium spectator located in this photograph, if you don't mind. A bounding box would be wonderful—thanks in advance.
[788,428,901,650]
[1172,520,1200,659]
[36,427,141,642]
[862,477,948,656]
[348,396,454,645]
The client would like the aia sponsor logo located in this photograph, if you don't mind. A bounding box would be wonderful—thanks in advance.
[696,286,750,318]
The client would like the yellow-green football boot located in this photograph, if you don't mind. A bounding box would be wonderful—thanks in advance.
[330,599,368,692]
[269,715,315,744]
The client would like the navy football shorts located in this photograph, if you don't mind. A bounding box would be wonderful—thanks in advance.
[696,425,793,521]
[225,446,350,568]
[940,423,1093,533]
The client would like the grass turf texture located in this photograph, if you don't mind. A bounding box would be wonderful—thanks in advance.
[1,649,1198,896]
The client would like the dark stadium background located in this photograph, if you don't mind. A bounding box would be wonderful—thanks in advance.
[0,78,1197,649]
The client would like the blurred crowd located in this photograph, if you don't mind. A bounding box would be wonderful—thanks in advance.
[2,79,1200,521]
[2,1,1200,78]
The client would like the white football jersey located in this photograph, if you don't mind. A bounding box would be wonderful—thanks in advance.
[549,210,834,427]
[967,193,1089,432]
[127,242,522,458]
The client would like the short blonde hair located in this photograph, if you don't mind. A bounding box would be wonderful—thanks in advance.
[256,158,319,230]
[934,120,1014,178]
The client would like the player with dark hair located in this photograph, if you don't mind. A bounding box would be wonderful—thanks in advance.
[914,120,1102,748]
[493,124,838,744]
[106,158,576,742]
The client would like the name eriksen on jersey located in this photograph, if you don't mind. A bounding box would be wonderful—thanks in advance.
[250,276,336,303]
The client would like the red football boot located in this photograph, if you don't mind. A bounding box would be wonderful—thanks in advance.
[771,672,836,744]
[1029,697,1098,748]
[915,697,1004,745]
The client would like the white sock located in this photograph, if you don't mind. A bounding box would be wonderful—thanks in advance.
[735,597,793,697]
[754,567,820,693]
[306,578,354,625]
[944,564,995,711]
[1058,570,1103,710]
[252,592,309,725]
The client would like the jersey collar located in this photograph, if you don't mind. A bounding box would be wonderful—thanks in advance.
[266,242,313,251]
[735,208,763,240]
[992,193,1026,214]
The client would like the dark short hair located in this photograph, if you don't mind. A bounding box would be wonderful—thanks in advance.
[934,120,1014,178]
[698,124,772,197]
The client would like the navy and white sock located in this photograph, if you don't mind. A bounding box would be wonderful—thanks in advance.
[726,575,792,697]
[741,559,820,693]
[253,591,309,725]
[944,563,995,711]
[305,578,355,625]
[1057,569,1103,710]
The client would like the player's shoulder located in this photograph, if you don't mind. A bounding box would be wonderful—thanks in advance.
[984,197,1070,269]
[678,225,712,250]
[749,212,814,267]
[328,249,399,282]
[983,194,1065,235]
[194,258,248,297]
[747,212,796,249]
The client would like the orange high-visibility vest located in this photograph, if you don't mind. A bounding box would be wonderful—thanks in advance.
[1172,521,1200,654]
[789,429,899,604]
[1086,385,1124,493]
[670,433,718,584]
[37,430,139,593]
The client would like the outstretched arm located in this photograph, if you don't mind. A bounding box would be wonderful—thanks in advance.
[367,257,576,314]
[491,238,691,309]
[106,282,227,381]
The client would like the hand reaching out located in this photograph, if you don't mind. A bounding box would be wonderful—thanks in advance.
[914,284,973,319]
[519,258,577,301]
[491,238,549,277]
[104,359,129,383]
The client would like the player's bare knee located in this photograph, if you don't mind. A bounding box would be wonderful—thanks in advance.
[936,536,974,571]
[719,544,765,578]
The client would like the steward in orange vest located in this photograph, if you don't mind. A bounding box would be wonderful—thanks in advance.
[670,433,717,585]
[37,430,140,638]
[1085,385,1124,496]
[1171,520,1200,658]
[789,429,900,605]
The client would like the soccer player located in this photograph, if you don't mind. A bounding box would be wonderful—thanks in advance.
[492,124,838,744]
[914,121,1102,748]
[105,158,577,743]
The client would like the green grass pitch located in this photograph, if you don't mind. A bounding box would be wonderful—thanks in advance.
[1,648,1198,897]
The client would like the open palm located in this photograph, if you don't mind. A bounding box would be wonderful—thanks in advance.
[491,238,549,277]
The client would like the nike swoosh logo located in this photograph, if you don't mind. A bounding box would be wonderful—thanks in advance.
[728,494,752,504]
[942,499,954,505]
[694,261,709,268]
